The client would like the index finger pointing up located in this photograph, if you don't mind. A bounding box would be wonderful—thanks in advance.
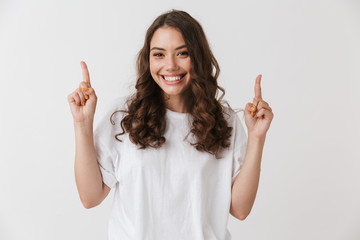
[255,74,262,100]
[80,61,91,87]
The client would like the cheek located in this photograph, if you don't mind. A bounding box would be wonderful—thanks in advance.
[150,59,161,73]
[183,59,192,72]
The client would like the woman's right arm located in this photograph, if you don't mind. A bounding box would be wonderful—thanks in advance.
[68,61,110,209]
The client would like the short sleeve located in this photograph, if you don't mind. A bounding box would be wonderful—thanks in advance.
[231,111,248,185]
[94,137,118,188]
[93,96,128,189]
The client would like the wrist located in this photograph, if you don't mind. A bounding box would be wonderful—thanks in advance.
[74,121,94,135]
[248,134,266,145]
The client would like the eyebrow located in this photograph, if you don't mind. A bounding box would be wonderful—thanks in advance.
[150,44,187,51]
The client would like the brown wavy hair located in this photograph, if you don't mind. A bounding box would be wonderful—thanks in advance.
[111,9,233,159]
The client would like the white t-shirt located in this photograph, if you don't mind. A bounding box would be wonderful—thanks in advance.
[94,96,248,240]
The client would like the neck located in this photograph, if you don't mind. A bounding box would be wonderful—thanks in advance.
[163,91,191,113]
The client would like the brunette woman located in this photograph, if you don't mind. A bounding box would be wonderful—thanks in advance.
[68,9,274,240]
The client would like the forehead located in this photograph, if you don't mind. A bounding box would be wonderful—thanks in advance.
[150,26,186,48]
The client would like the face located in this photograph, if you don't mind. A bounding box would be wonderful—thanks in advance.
[149,26,192,101]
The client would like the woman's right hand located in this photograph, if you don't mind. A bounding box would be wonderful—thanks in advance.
[67,61,97,123]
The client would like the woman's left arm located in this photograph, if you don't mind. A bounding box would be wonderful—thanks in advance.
[230,74,274,220]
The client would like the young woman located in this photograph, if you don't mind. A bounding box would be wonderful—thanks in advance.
[68,10,273,240]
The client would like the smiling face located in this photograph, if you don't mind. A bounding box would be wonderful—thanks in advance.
[149,26,192,106]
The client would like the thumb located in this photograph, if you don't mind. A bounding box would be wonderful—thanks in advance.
[88,87,97,101]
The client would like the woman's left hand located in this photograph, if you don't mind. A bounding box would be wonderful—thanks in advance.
[244,74,274,139]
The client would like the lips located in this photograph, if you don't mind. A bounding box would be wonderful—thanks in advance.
[161,74,186,81]
[160,73,186,85]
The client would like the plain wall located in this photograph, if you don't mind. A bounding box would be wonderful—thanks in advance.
[0,0,359,239]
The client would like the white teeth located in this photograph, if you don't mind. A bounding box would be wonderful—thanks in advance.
[163,75,182,81]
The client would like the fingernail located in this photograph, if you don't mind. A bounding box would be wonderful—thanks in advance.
[251,111,254,116]
[254,114,257,118]
[82,102,85,106]
[82,88,88,91]
[85,95,89,100]
[250,106,256,111]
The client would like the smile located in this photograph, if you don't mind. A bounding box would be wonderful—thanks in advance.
[161,74,186,85]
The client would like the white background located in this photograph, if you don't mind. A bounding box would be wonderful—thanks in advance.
[0,0,359,239]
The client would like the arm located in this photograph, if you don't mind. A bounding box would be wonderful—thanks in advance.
[230,74,273,220]
[69,61,110,209]
[230,136,265,220]
[74,122,111,209]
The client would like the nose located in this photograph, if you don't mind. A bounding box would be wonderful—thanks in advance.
[165,55,179,71]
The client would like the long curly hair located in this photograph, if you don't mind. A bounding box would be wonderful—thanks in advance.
[111,10,233,159]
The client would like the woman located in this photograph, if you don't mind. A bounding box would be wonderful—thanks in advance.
[68,9,273,240]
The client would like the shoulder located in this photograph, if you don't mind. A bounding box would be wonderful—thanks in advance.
[221,104,247,140]
[221,104,243,124]
[221,104,248,152]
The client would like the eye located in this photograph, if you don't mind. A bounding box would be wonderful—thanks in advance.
[153,53,164,57]
[178,51,189,57]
